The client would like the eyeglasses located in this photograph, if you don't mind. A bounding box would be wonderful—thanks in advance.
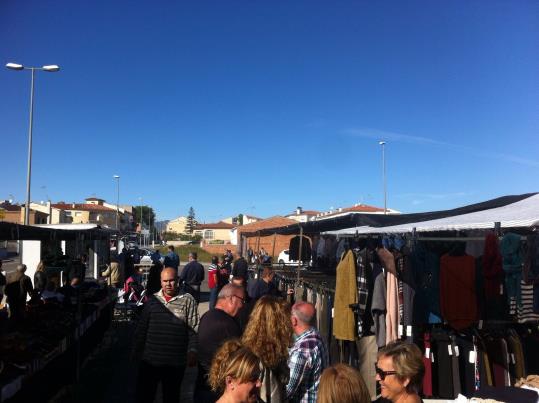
[374,364,397,380]
[231,295,246,304]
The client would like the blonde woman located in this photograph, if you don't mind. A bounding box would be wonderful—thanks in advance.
[34,261,47,292]
[375,341,425,403]
[317,363,370,403]
[242,296,293,403]
[209,339,262,403]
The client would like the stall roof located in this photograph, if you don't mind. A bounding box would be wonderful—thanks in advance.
[325,193,539,235]
[0,222,114,241]
[241,193,538,236]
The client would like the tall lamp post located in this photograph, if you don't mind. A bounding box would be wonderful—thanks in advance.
[139,197,143,246]
[148,205,152,247]
[113,175,120,230]
[379,141,387,215]
[6,62,60,225]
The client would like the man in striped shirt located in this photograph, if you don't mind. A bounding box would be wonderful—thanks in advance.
[286,301,329,403]
[133,267,199,403]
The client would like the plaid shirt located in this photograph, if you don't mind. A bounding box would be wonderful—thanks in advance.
[286,327,329,403]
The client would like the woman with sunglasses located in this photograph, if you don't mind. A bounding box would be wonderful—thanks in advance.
[209,339,262,403]
[375,341,425,403]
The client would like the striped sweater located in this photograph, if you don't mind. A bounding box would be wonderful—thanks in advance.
[134,289,199,367]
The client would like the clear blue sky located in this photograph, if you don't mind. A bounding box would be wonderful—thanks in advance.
[2,1,538,222]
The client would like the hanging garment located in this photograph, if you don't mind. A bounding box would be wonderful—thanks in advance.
[518,280,539,323]
[482,233,504,299]
[289,235,312,262]
[385,270,399,344]
[355,248,371,337]
[377,247,397,276]
[333,250,357,341]
[423,332,433,397]
[371,264,386,347]
[440,253,478,330]
[501,233,523,306]
[355,335,378,401]
[411,242,441,324]
[524,234,539,284]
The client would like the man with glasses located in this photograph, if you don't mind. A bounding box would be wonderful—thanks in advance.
[195,284,246,402]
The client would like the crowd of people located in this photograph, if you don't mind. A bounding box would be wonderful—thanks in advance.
[130,249,426,403]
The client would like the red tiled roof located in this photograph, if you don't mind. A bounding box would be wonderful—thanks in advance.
[0,203,21,212]
[342,204,385,213]
[237,216,297,232]
[52,203,115,212]
[194,221,235,230]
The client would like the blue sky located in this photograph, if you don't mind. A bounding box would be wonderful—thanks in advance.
[1,1,538,222]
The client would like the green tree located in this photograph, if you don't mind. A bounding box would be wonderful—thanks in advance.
[185,207,197,234]
[237,213,244,225]
[134,205,156,228]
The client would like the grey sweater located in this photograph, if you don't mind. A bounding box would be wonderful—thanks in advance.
[134,290,199,367]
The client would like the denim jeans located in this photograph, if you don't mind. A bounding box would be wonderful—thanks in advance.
[209,287,219,310]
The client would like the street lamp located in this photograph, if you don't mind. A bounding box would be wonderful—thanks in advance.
[113,175,120,230]
[379,141,387,215]
[6,62,60,225]
[139,197,143,246]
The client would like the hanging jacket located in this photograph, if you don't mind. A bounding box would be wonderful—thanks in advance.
[333,250,357,341]
[482,232,504,298]
[524,234,539,284]
[500,233,523,305]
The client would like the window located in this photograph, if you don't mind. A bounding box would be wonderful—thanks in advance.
[75,212,82,217]
[204,230,214,240]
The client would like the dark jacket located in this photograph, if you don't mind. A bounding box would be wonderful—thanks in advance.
[34,271,48,292]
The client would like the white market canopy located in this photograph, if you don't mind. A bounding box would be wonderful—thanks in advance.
[324,193,539,236]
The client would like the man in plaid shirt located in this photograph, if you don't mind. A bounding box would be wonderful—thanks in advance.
[286,301,329,403]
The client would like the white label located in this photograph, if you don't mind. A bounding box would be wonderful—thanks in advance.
[448,345,453,356]
[469,351,476,364]
[455,346,460,357]
[398,325,403,337]
[478,320,483,329]
[431,352,435,363]
[425,347,431,359]
[254,274,258,279]
[406,325,412,337]
[511,353,515,364]
[500,284,504,295]
[331,308,334,318]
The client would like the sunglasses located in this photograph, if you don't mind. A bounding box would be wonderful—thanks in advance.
[375,364,398,380]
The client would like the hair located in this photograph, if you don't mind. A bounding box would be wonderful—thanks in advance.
[168,245,174,251]
[378,341,425,393]
[211,255,219,265]
[190,251,198,260]
[292,301,315,325]
[208,339,261,393]
[242,296,292,369]
[36,261,45,273]
[231,276,245,285]
[218,283,244,299]
[317,364,371,403]
[16,264,27,273]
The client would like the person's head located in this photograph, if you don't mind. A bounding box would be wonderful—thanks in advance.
[45,281,57,292]
[317,364,371,403]
[216,284,246,317]
[291,301,315,335]
[189,252,197,261]
[211,256,219,265]
[209,339,262,403]
[161,267,178,297]
[376,341,425,401]
[17,264,27,273]
[231,276,246,288]
[70,276,81,287]
[168,245,174,252]
[242,296,292,368]
[36,261,45,272]
[261,267,274,283]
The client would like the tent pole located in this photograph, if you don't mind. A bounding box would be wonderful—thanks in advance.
[271,232,276,264]
[296,226,303,286]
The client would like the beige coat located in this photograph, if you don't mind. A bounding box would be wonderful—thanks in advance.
[102,262,122,286]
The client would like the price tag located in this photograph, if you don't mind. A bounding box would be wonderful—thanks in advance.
[455,346,460,357]
[331,308,334,318]
[398,325,403,337]
[406,325,412,337]
[425,347,430,359]
[430,352,435,363]
[469,350,476,364]
[511,353,515,364]
[448,345,453,356]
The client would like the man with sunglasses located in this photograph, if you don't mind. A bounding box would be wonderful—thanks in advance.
[195,283,246,403]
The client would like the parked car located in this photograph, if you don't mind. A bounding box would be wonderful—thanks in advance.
[277,249,311,269]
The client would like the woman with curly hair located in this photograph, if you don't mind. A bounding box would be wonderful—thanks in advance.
[209,339,262,403]
[241,295,293,403]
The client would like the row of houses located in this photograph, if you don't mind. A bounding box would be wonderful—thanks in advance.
[0,197,135,231]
